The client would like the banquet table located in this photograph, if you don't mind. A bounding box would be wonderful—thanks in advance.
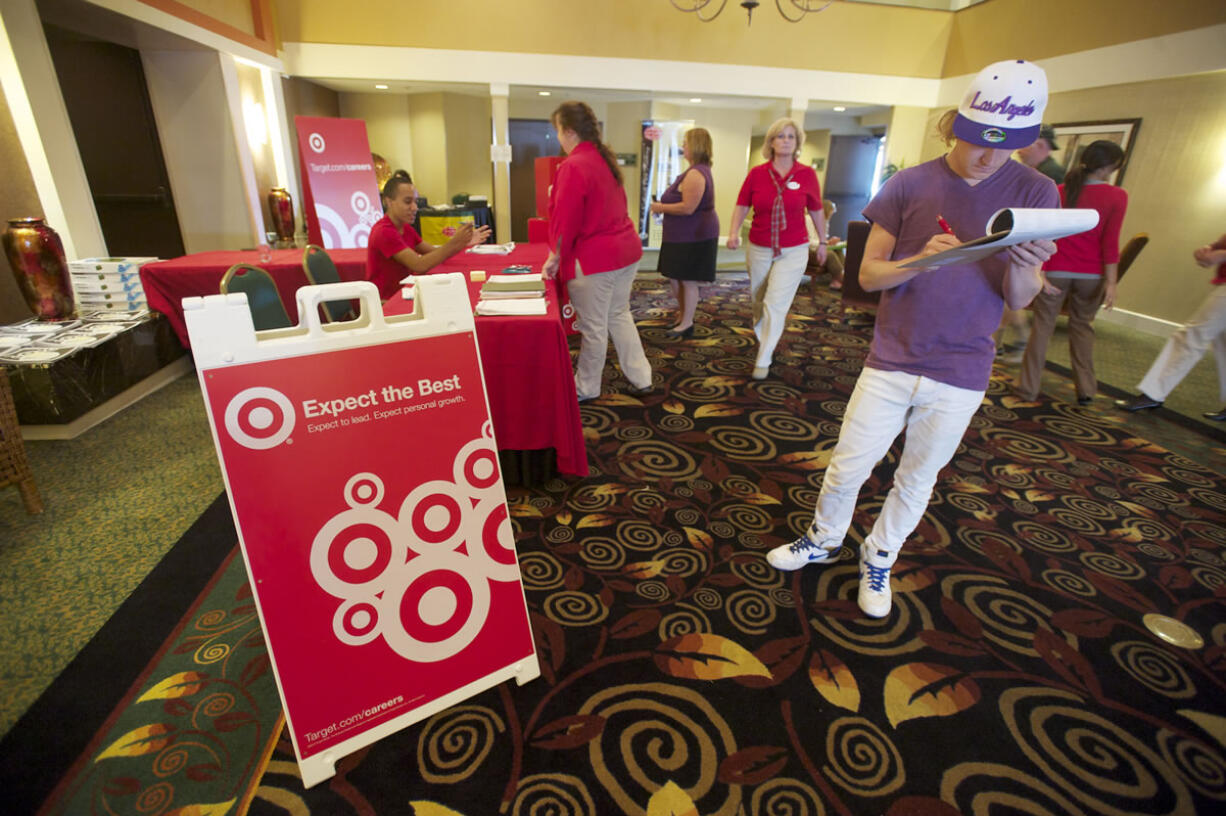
[383,243,587,479]
[140,247,367,348]
[140,242,586,480]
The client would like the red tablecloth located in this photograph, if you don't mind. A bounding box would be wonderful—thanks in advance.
[383,244,586,478]
[140,243,586,478]
[140,248,368,348]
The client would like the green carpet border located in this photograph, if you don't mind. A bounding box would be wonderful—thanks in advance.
[0,492,236,816]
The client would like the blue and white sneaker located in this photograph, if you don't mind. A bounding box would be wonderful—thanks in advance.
[858,547,895,618]
[766,526,842,571]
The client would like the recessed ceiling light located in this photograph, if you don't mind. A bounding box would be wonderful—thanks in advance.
[833,106,847,112]
[538,91,551,96]
[375,84,388,90]
[689,98,702,103]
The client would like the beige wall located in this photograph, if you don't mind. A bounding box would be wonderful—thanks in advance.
[0,84,45,323]
[338,91,413,181]
[442,94,492,202]
[406,93,446,206]
[233,60,278,237]
[178,0,257,37]
[143,50,252,252]
[282,0,954,79]
[944,0,1226,76]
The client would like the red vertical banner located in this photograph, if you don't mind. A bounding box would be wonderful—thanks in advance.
[185,278,539,787]
[295,116,382,249]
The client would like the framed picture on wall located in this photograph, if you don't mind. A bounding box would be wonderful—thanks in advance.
[1050,119,1142,185]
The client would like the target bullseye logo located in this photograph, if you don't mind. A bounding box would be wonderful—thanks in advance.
[224,387,296,449]
[308,132,326,153]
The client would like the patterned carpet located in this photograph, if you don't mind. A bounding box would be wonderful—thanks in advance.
[20,277,1226,815]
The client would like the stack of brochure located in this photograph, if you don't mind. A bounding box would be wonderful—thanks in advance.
[476,273,546,315]
[468,241,517,255]
[479,273,545,300]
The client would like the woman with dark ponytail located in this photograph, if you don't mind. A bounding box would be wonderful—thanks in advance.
[543,101,652,402]
[1017,139,1128,404]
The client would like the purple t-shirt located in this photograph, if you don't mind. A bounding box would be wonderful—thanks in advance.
[861,156,1058,390]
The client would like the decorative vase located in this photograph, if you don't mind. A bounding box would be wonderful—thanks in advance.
[2,217,75,320]
[268,188,295,243]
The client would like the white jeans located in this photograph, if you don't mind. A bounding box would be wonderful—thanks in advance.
[746,243,809,368]
[566,261,652,399]
[808,367,985,561]
[1137,285,1226,402]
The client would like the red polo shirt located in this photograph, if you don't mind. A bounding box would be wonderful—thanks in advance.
[366,214,423,299]
[736,162,822,249]
[548,141,642,283]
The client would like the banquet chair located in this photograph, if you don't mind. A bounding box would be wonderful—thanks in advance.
[302,245,356,322]
[839,220,879,313]
[220,263,292,330]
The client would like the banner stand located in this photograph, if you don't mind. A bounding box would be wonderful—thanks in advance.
[185,277,540,787]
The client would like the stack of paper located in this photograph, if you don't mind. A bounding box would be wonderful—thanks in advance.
[479,273,545,300]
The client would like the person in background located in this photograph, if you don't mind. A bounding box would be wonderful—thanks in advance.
[1116,232,1226,421]
[1016,140,1127,404]
[726,118,828,380]
[365,170,490,300]
[650,127,719,339]
[765,59,1059,619]
[543,101,653,402]
[1017,124,1065,183]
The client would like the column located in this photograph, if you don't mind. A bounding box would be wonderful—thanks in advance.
[489,82,512,244]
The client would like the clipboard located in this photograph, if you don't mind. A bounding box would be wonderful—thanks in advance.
[900,207,1099,270]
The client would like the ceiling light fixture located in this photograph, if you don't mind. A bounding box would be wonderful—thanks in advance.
[670,0,832,26]
[690,98,703,103]
[833,105,846,112]
[538,91,551,96]
[375,84,388,90]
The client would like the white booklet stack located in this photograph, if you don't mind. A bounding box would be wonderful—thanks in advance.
[476,273,547,315]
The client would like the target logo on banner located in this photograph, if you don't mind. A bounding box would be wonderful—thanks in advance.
[224,387,296,450]
[310,429,517,663]
[308,132,327,153]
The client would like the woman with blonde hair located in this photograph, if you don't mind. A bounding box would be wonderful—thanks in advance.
[650,127,719,338]
[543,101,653,402]
[727,118,828,379]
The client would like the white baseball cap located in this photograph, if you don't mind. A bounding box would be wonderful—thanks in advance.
[953,59,1048,150]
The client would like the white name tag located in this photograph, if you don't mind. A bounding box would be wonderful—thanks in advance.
[786,181,800,190]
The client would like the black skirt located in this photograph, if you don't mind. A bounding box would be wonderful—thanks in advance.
[658,238,718,283]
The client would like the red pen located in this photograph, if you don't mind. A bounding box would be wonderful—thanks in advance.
[937,215,955,236]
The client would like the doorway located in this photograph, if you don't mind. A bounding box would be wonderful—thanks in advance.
[43,24,186,259]
[824,134,883,240]
[508,119,559,243]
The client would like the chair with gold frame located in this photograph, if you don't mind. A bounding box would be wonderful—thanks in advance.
[220,263,292,330]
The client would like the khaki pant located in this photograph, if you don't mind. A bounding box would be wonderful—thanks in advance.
[1017,277,1105,400]
[566,261,652,400]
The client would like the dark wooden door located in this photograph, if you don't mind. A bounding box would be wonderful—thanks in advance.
[825,134,882,240]
[44,25,186,259]
[508,119,559,243]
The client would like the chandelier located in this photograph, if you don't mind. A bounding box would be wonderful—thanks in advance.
[670,1,834,25]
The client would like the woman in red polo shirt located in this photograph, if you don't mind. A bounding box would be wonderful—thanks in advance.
[365,170,490,299]
[543,101,652,403]
[726,118,828,380]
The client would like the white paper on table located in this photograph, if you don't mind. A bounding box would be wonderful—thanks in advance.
[899,208,1099,270]
[476,298,548,316]
[468,242,517,255]
[487,273,542,284]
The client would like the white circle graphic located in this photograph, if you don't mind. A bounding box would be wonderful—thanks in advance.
[308,132,326,153]
[223,387,295,450]
[351,191,371,214]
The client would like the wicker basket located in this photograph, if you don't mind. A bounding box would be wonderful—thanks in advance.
[0,367,43,514]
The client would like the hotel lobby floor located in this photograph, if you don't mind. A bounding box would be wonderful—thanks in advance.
[1,274,1222,740]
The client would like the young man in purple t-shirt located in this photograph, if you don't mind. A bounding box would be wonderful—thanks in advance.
[766,60,1060,618]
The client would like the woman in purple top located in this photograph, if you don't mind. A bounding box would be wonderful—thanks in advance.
[766,60,1060,620]
[650,128,720,338]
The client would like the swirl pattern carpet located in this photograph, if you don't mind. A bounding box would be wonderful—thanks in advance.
[242,278,1226,815]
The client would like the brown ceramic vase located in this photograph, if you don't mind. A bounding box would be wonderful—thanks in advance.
[2,217,75,320]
